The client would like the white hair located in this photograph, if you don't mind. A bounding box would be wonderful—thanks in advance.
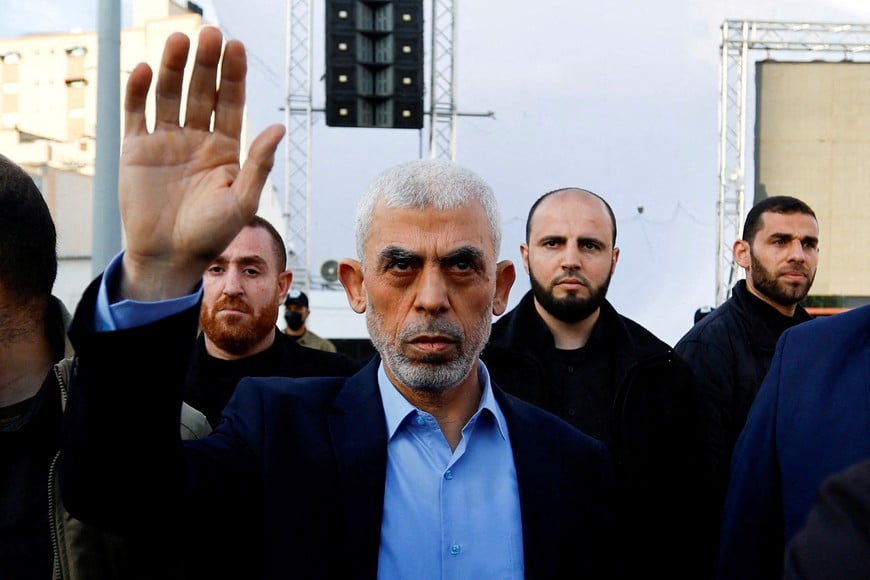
[354,159,502,261]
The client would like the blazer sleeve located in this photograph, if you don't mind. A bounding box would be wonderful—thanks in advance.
[60,276,201,537]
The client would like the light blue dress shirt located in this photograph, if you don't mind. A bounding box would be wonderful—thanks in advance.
[377,363,525,580]
[94,252,525,578]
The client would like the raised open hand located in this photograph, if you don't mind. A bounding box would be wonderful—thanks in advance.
[118,27,285,301]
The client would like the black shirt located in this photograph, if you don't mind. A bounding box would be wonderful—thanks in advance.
[541,322,615,446]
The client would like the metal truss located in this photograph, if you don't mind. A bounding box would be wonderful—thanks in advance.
[284,0,313,292]
[429,0,457,160]
[716,19,870,306]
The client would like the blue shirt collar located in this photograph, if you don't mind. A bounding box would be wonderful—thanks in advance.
[377,359,509,442]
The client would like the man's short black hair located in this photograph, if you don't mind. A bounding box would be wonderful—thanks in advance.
[742,196,817,244]
[0,155,57,302]
[249,215,287,271]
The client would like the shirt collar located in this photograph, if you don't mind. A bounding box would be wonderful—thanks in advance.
[377,359,509,442]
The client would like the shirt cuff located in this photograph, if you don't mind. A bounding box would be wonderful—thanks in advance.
[95,251,203,331]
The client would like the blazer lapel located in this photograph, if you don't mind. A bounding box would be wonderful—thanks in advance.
[329,357,389,578]
[496,389,563,579]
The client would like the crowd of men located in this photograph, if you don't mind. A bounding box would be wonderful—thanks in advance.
[2,25,867,580]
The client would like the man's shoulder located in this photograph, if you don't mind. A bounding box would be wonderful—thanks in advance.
[490,292,534,333]
[600,302,673,356]
[232,368,368,410]
[487,292,550,356]
[674,297,744,349]
[275,331,362,374]
[230,359,381,422]
[781,305,870,351]
[301,329,335,348]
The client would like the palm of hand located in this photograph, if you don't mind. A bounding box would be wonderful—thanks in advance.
[119,126,249,268]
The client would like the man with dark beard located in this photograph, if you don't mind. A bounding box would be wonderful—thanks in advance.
[482,187,706,579]
[183,216,360,427]
[674,195,818,572]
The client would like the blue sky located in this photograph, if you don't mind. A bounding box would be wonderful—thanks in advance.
[3,0,868,344]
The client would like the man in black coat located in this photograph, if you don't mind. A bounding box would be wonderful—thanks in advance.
[482,187,707,578]
[674,195,818,569]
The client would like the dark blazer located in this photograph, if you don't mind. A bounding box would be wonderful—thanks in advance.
[717,304,870,580]
[61,278,617,580]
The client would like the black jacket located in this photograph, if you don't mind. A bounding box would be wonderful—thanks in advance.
[482,292,707,578]
[674,280,812,501]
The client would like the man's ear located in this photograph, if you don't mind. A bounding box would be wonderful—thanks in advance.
[276,270,293,305]
[492,260,516,316]
[733,239,751,269]
[338,259,367,314]
[519,243,531,276]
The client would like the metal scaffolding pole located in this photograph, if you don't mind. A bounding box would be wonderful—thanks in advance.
[428,0,457,160]
[91,0,122,276]
[284,0,313,292]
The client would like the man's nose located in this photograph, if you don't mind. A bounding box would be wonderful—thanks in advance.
[786,239,807,262]
[414,266,449,314]
[222,268,244,294]
[561,245,583,270]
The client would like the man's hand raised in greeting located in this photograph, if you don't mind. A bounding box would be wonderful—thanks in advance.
[118,27,285,302]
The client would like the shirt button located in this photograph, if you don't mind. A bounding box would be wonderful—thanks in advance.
[567,407,576,417]
[449,544,461,555]
[567,365,574,373]
[444,470,454,480]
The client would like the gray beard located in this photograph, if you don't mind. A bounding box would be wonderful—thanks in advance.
[366,303,491,394]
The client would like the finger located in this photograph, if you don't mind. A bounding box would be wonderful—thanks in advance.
[213,39,247,141]
[124,62,153,137]
[154,32,191,131]
[233,124,286,215]
[183,27,223,130]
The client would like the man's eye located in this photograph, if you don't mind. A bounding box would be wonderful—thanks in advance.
[207,266,223,274]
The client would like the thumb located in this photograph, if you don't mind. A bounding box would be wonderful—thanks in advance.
[233,123,286,213]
